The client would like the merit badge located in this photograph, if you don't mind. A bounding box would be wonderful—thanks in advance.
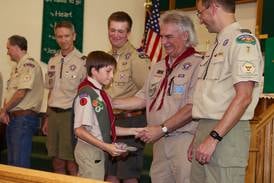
[223,39,229,46]
[236,34,256,45]
[240,62,255,74]
[183,62,192,70]
[70,64,77,71]
[92,99,104,113]
[125,53,131,60]
[80,98,88,106]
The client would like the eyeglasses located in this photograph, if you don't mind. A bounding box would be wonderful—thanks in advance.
[196,6,209,17]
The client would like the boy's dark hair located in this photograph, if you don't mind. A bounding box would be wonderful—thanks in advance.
[54,21,75,33]
[8,35,28,51]
[86,51,117,77]
[108,11,133,32]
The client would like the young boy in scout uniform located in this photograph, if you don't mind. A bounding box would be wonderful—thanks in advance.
[73,51,143,180]
[112,10,202,183]
[188,0,263,183]
[105,11,151,183]
[42,21,86,175]
[0,35,44,168]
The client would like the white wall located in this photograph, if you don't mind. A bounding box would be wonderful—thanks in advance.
[0,0,257,106]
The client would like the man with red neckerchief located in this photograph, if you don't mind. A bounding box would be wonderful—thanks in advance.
[112,10,202,183]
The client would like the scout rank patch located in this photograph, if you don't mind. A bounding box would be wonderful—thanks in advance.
[236,34,256,45]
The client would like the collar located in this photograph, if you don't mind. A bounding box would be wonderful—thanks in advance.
[111,41,132,55]
[217,22,241,41]
[87,76,103,90]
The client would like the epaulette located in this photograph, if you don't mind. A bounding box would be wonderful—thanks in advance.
[193,52,203,58]
[240,29,251,34]
[81,55,87,60]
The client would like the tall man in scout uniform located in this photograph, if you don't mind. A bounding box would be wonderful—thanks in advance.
[0,35,44,168]
[188,0,263,183]
[42,21,86,175]
[105,11,150,183]
[113,10,202,183]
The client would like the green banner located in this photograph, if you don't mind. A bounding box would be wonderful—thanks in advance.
[40,0,84,64]
[263,37,274,93]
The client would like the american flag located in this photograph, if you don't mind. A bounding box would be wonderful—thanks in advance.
[142,0,163,64]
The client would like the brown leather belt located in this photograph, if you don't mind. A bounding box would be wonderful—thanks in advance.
[9,110,38,118]
[115,110,145,119]
[49,107,71,113]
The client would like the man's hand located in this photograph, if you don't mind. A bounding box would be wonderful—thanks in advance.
[41,118,48,135]
[136,125,163,143]
[0,108,10,125]
[195,136,218,165]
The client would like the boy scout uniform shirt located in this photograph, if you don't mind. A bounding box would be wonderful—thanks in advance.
[74,77,103,143]
[136,54,202,133]
[106,41,150,98]
[46,49,86,109]
[6,54,44,112]
[192,22,263,120]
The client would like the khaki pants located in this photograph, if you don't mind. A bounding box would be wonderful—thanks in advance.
[191,119,250,183]
[151,132,194,183]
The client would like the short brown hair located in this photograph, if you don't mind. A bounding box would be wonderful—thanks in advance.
[54,21,75,33]
[198,0,235,13]
[86,51,117,77]
[8,35,28,51]
[108,11,133,32]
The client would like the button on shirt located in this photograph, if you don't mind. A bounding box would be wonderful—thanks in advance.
[74,77,103,142]
[192,22,263,120]
[46,49,86,109]
[136,54,201,133]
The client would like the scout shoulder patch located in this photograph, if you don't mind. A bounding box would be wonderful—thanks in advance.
[79,93,88,106]
[236,34,256,45]
[240,61,256,74]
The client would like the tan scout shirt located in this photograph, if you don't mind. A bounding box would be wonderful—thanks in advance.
[46,48,86,109]
[136,54,202,133]
[6,54,44,112]
[105,41,150,98]
[192,22,263,120]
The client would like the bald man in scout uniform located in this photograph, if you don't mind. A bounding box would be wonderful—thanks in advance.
[188,1,263,183]
[105,11,150,183]
[42,21,86,175]
[0,35,44,168]
[112,10,202,183]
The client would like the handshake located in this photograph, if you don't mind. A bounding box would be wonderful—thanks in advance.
[132,125,164,143]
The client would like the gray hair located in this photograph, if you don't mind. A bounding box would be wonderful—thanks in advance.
[160,10,198,47]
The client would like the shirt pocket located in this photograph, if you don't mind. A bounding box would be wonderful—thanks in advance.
[199,55,224,80]
[170,75,188,100]
[114,61,131,83]
[148,76,162,98]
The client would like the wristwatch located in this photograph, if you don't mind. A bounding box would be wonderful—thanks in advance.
[160,124,169,135]
[209,130,223,141]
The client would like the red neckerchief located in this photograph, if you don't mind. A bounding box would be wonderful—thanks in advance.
[78,78,116,142]
[149,47,196,112]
